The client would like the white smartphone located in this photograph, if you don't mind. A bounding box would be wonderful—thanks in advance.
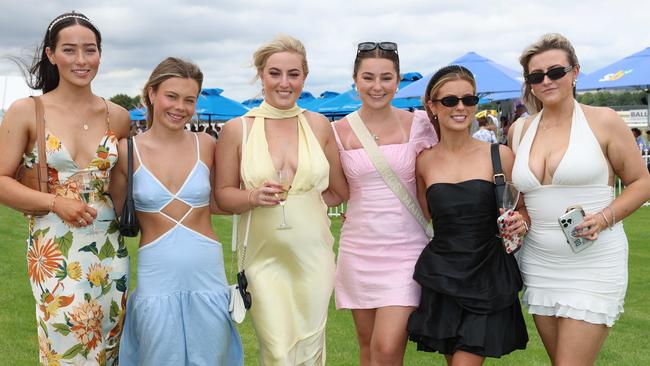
[558,206,594,253]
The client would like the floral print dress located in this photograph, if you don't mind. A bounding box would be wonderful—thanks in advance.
[23,123,129,366]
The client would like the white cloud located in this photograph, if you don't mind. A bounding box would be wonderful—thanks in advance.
[0,0,648,104]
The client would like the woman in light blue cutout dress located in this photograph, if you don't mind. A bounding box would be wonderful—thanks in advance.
[112,57,242,366]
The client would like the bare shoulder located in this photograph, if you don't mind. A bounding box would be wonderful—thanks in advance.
[580,104,631,141]
[396,108,414,123]
[106,99,129,118]
[105,100,130,137]
[581,104,625,127]
[217,117,247,150]
[196,131,217,149]
[498,143,515,160]
[220,117,244,136]
[304,110,331,127]
[4,97,38,122]
[304,111,333,137]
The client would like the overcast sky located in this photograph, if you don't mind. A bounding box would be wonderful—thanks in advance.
[1,0,649,105]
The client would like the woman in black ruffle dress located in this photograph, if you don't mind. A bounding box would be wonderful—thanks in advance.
[407,65,528,365]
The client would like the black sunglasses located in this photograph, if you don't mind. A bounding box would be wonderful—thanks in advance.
[526,65,573,85]
[237,270,252,310]
[357,42,398,54]
[431,95,480,107]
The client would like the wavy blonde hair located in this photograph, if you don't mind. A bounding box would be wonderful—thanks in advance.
[519,33,579,113]
[252,34,308,81]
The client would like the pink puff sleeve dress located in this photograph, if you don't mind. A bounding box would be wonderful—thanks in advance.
[334,110,437,309]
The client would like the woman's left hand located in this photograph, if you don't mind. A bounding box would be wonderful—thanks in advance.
[574,212,608,241]
[498,208,529,237]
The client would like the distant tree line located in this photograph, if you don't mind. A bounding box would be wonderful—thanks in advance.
[109,94,141,110]
[577,90,647,107]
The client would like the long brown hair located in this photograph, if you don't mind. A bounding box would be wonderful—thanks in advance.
[13,11,102,93]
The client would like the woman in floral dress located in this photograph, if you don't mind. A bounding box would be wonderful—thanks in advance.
[0,11,130,365]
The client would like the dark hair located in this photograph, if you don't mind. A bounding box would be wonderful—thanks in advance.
[631,128,641,137]
[422,65,476,139]
[19,11,102,93]
[353,45,400,78]
[142,57,203,128]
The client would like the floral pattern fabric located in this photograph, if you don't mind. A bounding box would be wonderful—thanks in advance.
[24,128,129,366]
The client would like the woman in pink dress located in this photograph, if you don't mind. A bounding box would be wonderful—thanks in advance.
[332,42,437,365]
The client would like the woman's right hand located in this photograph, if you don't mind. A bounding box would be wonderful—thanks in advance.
[52,196,97,228]
[248,181,284,208]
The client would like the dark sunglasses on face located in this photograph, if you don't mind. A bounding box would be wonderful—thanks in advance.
[526,65,573,85]
[237,270,252,310]
[357,42,398,54]
[431,95,480,107]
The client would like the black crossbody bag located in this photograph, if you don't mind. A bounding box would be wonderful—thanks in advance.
[119,136,140,237]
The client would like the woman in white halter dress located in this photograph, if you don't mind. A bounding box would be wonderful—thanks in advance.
[510,34,650,366]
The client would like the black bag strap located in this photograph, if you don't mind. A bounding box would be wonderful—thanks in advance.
[126,136,134,199]
[491,143,505,210]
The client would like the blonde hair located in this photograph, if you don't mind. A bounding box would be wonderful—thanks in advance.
[142,57,203,128]
[519,33,579,113]
[423,65,477,139]
[252,34,308,81]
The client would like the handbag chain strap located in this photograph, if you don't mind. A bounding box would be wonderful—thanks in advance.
[230,117,252,279]
[347,111,433,238]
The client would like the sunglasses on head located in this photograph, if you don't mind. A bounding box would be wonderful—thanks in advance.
[237,270,252,310]
[357,42,398,54]
[431,95,480,107]
[526,65,573,85]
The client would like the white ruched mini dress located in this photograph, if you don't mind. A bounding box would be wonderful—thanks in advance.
[512,101,628,327]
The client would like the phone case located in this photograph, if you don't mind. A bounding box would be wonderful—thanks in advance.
[558,206,594,253]
[497,209,523,254]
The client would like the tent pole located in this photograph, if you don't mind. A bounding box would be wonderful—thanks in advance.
[646,88,649,130]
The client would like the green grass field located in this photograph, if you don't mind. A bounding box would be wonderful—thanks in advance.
[1,205,648,365]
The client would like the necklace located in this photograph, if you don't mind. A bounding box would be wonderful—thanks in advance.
[367,124,384,141]
[69,104,91,131]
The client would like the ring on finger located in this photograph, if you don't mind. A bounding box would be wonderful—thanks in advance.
[77,219,85,225]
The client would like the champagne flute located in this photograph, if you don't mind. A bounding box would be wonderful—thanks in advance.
[501,182,520,212]
[70,170,109,233]
[498,182,522,253]
[276,169,292,230]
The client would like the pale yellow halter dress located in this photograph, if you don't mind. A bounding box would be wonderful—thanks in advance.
[238,107,335,365]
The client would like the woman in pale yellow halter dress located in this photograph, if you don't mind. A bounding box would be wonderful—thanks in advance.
[215,35,348,365]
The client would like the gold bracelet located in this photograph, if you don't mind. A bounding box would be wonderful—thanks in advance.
[603,206,615,230]
[523,221,529,233]
[49,195,57,213]
[598,211,610,229]
[247,189,257,208]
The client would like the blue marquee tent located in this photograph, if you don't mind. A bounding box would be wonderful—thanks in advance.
[317,72,424,118]
[241,91,335,112]
[196,88,249,121]
[577,47,650,125]
[396,52,522,100]
[299,91,340,111]
[128,107,146,121]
